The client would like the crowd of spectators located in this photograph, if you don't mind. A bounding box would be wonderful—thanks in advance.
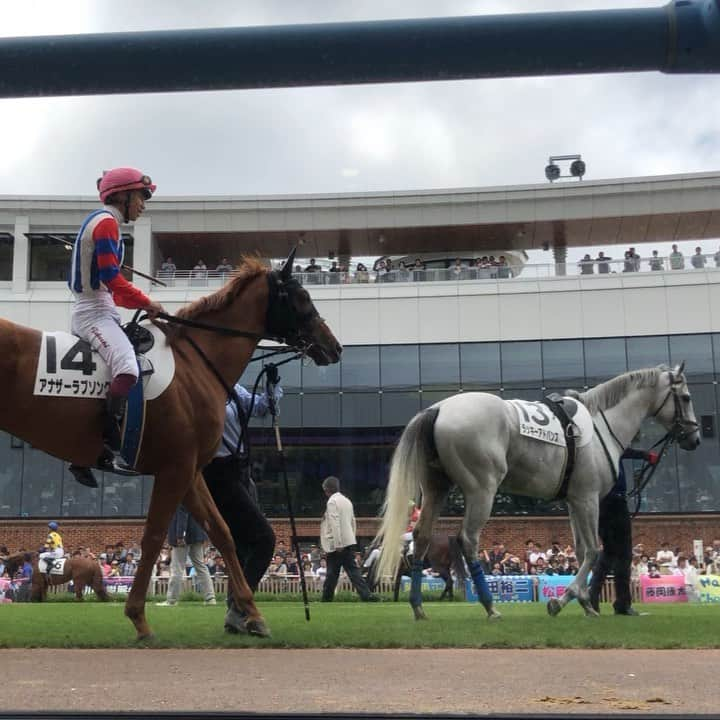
[3,536,720,589]
[578,245,720,275]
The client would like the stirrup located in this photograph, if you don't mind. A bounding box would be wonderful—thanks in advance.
[97,446,140,477]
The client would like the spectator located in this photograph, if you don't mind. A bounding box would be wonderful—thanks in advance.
[99,553,111,576]
[488,541,506,567]
[328,260,342,284]
[623,250,636,273]
[669,244,685,270]
[192,259,208,277]
[215,258,234,273]
[156,504,216,607]
[596,251,611,274]
[691,246,706,269]
[656,542,675,568]
[579,254,594,275]
[319,475,378,602]
[310,544,322,571]
[649,250,664,271]
[412,257,426,281]
[628,247,641,271]
[355,263,369,283]
[120,552,137,577]
[375,258,388,283]
[546,540,562,558]
[714,247,720,268]
[497,255,510,279]
[304,258,321,273]
[159,256,177,276]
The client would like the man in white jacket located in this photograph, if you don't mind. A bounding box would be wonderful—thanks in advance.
[320,476,379,602]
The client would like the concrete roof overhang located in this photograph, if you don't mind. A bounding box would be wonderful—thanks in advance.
[3,171,720,263]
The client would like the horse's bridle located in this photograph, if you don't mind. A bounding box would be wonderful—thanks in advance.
[650,367,699,443]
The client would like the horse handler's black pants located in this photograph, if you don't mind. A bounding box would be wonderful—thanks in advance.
[322,546,373,601]
[203,455,276,607]
[589,493,633,614]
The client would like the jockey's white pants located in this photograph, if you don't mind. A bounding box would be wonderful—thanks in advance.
[39,548,63,562]
[71,306,138,381]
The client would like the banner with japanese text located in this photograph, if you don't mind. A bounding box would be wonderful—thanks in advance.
[536,574,573,603]
[399,576,451,593]
[694,574,720,603]
[639,574,688,603]
[465,575,534,603]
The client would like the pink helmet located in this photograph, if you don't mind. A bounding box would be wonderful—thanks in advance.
[97,167,156,203]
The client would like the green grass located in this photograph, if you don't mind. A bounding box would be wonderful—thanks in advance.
[1,598,718,649]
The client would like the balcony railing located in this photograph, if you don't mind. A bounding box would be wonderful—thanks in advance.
[154,254,720,289]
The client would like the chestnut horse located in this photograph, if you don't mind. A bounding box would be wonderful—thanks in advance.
[1,552,110,602]
[0,250,341,639]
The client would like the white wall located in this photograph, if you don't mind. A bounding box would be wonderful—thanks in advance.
[3,269,719,346]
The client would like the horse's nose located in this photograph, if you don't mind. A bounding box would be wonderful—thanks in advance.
[335,341,343,356]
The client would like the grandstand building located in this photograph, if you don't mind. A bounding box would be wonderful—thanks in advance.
[1,171,720,549]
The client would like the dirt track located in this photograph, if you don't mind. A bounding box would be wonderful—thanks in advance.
[4,648,718,714]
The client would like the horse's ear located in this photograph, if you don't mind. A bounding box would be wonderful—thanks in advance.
[281,247,297,281]
[677,360,686,376]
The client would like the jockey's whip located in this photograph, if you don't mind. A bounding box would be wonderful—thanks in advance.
[45,234,167,287]
[265,363,311,622]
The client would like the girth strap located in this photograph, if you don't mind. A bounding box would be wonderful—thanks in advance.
[541,394,576,500]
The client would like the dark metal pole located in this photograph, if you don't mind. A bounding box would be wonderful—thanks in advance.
[266,363,311,622]
[1,2,720,98]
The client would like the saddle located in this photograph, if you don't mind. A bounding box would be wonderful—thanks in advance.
[541,393,578,500]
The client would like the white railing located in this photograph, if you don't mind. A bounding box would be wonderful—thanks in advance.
[154,255,720,288]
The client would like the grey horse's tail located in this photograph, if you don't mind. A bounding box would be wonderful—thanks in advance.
[374,406,440,581]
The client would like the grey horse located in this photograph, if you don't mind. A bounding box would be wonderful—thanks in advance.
[374,364,700,621]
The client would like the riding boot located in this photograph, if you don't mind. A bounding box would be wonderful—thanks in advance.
[68,464,99,488]
[98,394,138,476]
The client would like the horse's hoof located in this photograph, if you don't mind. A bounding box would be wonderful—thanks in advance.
[547,598,562,616]
[487,609,502,621]
[584,607,600,618]
[135,632,155,645]
[244,619,272,638]
[412,607,427,621]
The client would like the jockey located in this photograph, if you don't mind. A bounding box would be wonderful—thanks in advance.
[67,168,164,485]
[39,521,64,574]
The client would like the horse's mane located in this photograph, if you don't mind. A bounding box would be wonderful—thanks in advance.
[574,366,668,415]
[167,256,268,343]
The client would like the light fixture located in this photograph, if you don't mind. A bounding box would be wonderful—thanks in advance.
[378,234,385,244]
[545,154,586,182]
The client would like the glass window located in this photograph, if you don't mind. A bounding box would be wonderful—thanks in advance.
[381,391,421,427]
[20,447,64,516]
[626,335,669,370]
[0,234,13,281]
[302,361,340,392]
[340,346,380,390]
[239,351,301,392]
[421,390,458,409]
[500,341,541,387]
[61,465,101,517]
[380,345,419,389]
[460,343,501,388]
[302,393,341,427]
[102,474,144,516]
[342,392,381,427]
[0,433,22,516]
[584,337,627,384]
[670,334,713,381]
[29,233,133,281]
[541,339,584,386]
[420,343,459,389]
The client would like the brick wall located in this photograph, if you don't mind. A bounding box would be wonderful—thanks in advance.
[2,514,719,555]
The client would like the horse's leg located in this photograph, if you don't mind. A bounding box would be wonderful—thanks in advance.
[92,566,110,602]
[548,497,600,617]
[459,484,501,620]
[124,467,192,640]
[438,569,452,601]
[408,477,447,620]
[74,572,84,601]
[183,474,270,637]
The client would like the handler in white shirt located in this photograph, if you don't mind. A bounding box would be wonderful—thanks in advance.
[320,475,379,602]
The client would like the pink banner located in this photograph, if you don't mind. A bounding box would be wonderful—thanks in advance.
[640,574,688,603]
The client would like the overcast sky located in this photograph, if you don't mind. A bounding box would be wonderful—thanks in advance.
[1,1,719,264]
